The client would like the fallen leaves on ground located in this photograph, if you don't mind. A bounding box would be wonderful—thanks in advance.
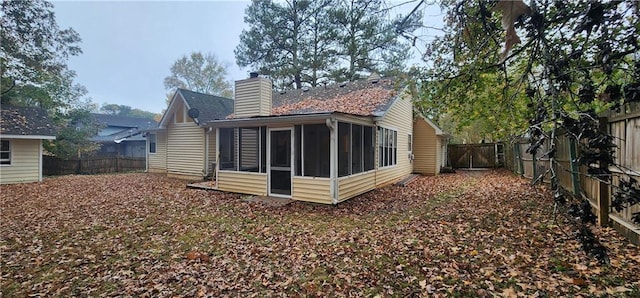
[1,170,638,296]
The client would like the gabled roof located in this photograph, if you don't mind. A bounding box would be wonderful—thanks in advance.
[159,88,234,127]
[271,78,401,117]
[416,113,449,137]
[0,105,56,139]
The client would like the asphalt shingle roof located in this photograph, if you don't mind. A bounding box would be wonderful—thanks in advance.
[92,114,157,130]
[271,78,401,117]
[0,105,56,137]
[90,114,157,143]
[178,89,234,123]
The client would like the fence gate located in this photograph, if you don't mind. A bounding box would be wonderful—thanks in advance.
[448,143,503,168]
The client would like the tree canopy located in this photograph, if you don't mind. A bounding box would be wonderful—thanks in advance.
[1,0,101,158]
[416,0,639,262]
[164,52,233,99]
[235,0,420,89]
[99,104,157,120]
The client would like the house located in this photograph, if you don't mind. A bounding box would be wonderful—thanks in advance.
[90,113,157,157]
[0,105,56,184]
[147,74,449,204]
[146,88,234,179]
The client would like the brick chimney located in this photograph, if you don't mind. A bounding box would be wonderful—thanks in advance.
[234,72,272,117]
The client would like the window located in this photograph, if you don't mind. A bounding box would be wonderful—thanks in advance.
[352,124,363,174]
[148,133,157,154]
[294,124,330,177]
[239,127,260,172]
[219,128,236,170]
[338,122,350,177]
[363,127,374,171]
[219,127,267,172]
[338,122,375,177]
[1,140,10,165]
[378,127,397,167]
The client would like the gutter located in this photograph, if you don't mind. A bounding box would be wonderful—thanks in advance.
[206,113,335,128]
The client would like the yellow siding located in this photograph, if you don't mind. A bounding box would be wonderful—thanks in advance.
[293,176,332,204]
[375,95,414,187]
[0,139,40,184]
[148,131,167,173]
[338,171,376,202]
[167,122,205,178]
[234,78,272,117]
[217,171,267,195]
[413,119,438,175]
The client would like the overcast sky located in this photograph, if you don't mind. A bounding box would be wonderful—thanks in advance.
[53,0,443,114]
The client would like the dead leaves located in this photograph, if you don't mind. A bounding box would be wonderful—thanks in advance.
[272,87,396,116]
[1,171,639,296]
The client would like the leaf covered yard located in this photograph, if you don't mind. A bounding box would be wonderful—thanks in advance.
[1,171,638,296]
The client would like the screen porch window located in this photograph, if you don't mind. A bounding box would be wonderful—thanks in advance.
[294,124,330,177]
[0,140,10,165]
[338,122,375,177]
[219,128,236,170]
[219,127,266,172]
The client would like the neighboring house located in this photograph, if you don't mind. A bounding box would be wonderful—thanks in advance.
[0,105,56,184]
[146,89,234,179]
[91,114,157,157]
[148,74,449,204]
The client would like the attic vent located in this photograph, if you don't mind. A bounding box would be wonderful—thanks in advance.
[370,79,379,84]
[302,86,310,92]
[339,82,347,88]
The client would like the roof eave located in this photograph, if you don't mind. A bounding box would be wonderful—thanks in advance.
[0,134,56,140]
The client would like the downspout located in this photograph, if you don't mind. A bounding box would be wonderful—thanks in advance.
[374,121,378,188]
[144,132,149,173]
[39,139,43,182]
[204,128,209,178]
[326,117,337,204]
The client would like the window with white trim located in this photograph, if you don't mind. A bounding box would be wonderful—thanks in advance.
[148,134,157,154]
[0,140,11,165]
[378,127,397,167]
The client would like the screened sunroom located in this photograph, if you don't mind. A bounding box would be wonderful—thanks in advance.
[207,112,394,204]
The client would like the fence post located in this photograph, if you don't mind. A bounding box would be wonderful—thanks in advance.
[568,138,581,195]
[597,117,609,227]
[517,144,525,176]
[77,158,82,174]
[116,155,120,172]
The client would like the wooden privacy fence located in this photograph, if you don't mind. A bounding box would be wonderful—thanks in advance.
[43,155,146,176]
[506,102,640,244]
[448,143,505,168]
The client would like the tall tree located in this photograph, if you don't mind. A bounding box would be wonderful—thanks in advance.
[329,0,420,81]
[1,0,82,108]
[164,52,233,98]
[235,0,336,89]
[1,0,101,157]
